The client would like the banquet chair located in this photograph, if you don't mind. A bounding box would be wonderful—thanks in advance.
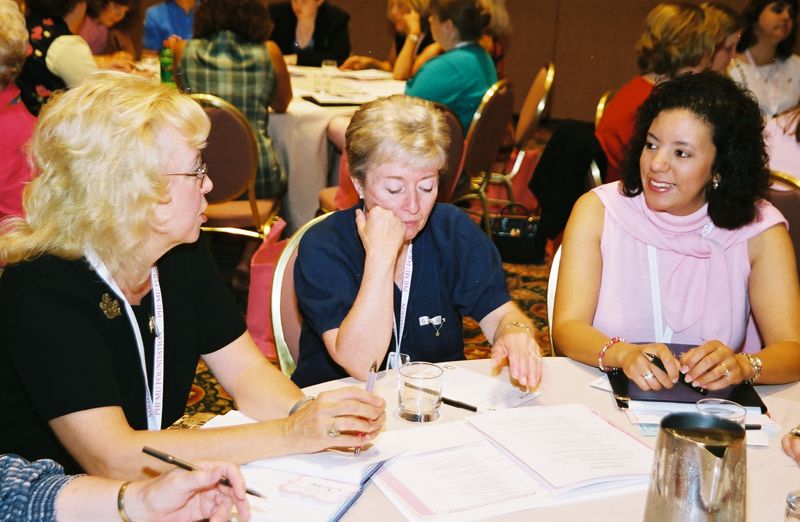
[190,93,279,239]
[452,79,515,234]
[767,171,800,277]
[546,246,562,350]
[483,62,556,205]
[271,212,332,377]
[594,89,616,128]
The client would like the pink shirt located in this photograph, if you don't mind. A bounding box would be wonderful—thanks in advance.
[592,182,786,352]
[78,16,108,55]
[0,83,36,219]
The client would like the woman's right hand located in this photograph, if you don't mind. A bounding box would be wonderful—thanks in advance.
[355,207,405,259]
[614,342,681,391]
[285,387,386,453]
[403,10,422,36]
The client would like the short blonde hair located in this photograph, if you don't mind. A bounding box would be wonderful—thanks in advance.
[0,0,28,87]
[0,71,210,274]
[345,95,449,184]
[635,2,714,77]
[701,2,743,47]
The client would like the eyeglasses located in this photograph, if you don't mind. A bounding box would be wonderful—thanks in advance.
[165,162,208,185]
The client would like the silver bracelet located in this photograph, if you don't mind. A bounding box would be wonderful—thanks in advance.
[288,396,315,416]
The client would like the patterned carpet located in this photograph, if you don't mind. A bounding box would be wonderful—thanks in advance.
[185,257,553,416]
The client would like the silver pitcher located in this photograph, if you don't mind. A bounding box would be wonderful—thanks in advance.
[643,412,746,521]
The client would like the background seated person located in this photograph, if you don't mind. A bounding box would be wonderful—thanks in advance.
[143,0,194,54]
[595,2,714,182]
[405,0,497,132]
[78,0,136,67]
[341,0,436,81]
[0,453,251,521]
[0,0,36,220]
[728,0,800,118]
[0,72,385,479]
[269,0,350,66]
[701,1,743,73]
[292,94,542,388]
[765,98,800,182]
[553,72,800,391]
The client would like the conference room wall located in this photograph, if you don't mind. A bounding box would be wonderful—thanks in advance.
[339,0,750,121]
[126,0,753,120]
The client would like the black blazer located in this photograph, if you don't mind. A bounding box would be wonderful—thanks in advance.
[268,2,351,66]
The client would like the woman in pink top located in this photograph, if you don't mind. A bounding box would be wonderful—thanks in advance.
[554,72,800,391]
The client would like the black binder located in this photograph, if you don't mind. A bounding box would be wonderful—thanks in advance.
[606,343,768,414]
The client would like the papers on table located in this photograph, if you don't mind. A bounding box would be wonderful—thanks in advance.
[439,363,540,411]
[374,404,652,521]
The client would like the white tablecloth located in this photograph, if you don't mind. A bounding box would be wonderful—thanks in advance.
[303,357,800,521]
[268,66,405,231]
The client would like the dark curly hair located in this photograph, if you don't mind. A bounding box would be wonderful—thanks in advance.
[193,0,272,43]
[620,71,769,229]
[86,0,133,19]
[430,0,490,42]
[737,0,799,60]
[26,0,83,17]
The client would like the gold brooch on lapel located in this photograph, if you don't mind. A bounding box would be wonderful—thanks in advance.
[99,293,121,319]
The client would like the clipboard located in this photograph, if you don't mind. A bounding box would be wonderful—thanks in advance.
[607,343,768,414]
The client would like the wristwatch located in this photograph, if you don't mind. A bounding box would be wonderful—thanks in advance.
[791,425,800,438]
[407,33,420,44]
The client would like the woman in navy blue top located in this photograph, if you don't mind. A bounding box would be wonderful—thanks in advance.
[293,94,543,387]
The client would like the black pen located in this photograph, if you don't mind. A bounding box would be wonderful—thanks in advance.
[643,352,708,395]
[442,396,479,412]
[404,382,479,412]
[142,446,266,498]
[745,424,761,430]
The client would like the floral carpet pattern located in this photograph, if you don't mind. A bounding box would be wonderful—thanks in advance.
[186,259,553,416]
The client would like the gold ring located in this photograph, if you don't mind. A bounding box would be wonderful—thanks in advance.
[326,422,341,437]
[718,362,730,379]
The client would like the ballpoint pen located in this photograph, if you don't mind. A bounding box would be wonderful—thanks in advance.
[142,446,266,498]
[354,361,378,456]
[403,382,479,412]
[644,352,708,395]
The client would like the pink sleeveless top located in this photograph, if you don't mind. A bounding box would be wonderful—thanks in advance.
[592,182,786,352]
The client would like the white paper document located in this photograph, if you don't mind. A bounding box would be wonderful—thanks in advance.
[466,404,653,492]
[439,363,540,411]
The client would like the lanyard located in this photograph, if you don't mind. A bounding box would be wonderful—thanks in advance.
[391,244,413,359]
[85,249,165,430]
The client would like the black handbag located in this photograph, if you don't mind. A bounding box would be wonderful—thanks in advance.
[489,204,542,264]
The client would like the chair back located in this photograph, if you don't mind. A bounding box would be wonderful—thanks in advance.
[434,103,465,203]
[768,171,800,277]
[515,62,555,148]
[546,245,562,351]
[460,80,515,188]
[271,212,332,377]
[189,93,261,225]
[594,89,615,129]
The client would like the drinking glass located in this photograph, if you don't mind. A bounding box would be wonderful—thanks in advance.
[398,362,442,422]
[314,59,338,93]
[696,398,746,426]
[786,489,800,520]
[386,352,410,371]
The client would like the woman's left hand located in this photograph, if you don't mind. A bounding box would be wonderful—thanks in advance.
[782,431,800,464]
[679,341,744,390]
[491,329,542,390]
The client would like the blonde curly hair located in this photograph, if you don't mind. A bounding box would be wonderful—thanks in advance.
[0,71,210,275]
[0,0,28,87]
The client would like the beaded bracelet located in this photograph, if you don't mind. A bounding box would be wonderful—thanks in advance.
[117,481,133,522]
[288,395,315,416]
[740,353,763,384]
[598,337,625,373]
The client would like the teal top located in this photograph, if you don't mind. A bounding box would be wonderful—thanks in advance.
[405,43,497,132]
[180,31,285,198]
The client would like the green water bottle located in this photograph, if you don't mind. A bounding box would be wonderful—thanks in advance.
[159,47,176,88]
